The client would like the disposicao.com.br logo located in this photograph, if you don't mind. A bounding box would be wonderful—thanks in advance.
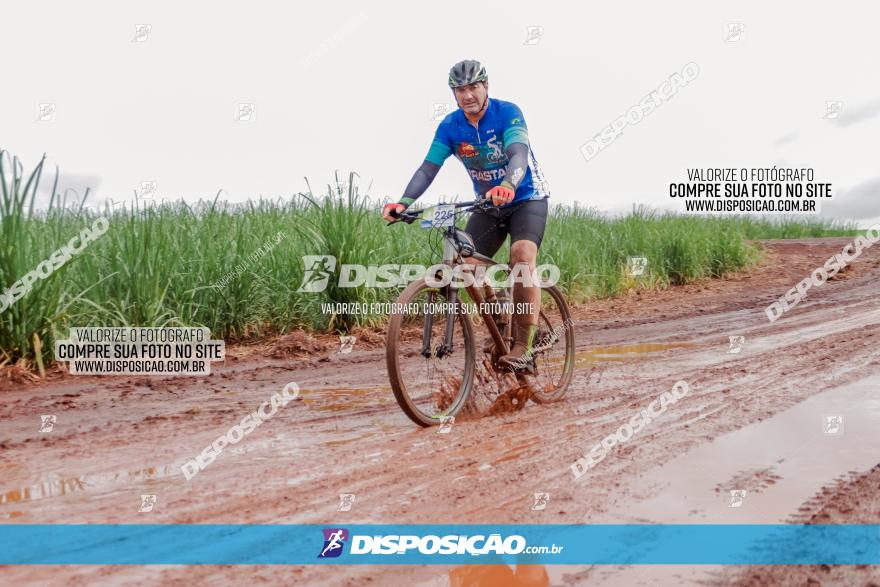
[297,255,559,292]
[318,528,349,558]
[318,528,563,557]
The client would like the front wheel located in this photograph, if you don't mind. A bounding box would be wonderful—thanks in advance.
[386,279,476,427]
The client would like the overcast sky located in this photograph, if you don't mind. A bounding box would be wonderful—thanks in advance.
[2,1,878,225]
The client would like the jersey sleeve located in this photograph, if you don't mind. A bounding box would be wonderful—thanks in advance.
[425,122,453,166]
[501,102,529,147]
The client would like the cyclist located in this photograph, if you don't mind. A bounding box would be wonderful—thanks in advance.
[383,59,549,369]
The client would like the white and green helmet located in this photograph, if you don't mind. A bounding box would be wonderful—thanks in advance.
[448,60,488,88]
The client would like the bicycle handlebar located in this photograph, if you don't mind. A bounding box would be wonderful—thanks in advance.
[386,198,492,226]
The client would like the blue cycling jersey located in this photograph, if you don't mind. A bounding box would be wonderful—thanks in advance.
[425,98,546,205]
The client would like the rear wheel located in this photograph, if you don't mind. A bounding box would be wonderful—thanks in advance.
[527,284,575,403]
[386,279,476,427]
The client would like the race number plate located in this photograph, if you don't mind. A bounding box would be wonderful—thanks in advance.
[420,204,455,229]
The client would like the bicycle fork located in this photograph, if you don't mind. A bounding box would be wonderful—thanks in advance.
[421,231,462,359]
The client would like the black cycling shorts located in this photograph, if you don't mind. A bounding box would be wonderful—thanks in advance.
[463,197,548,258]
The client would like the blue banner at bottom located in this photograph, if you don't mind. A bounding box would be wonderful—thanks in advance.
[0,524,878,565]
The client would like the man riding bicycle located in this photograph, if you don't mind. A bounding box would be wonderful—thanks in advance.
[382,59,550,370]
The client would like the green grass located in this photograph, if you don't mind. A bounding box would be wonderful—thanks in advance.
[0,151,858,366]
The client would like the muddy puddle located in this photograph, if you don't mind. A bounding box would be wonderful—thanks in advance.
[586,373,880,524]
[0,465,176,519]
[540,341,694,371]
[562,373,880,585]
[298,385,394,412]
[573,342,694,368]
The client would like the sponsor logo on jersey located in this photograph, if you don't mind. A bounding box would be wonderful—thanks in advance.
[457,142,478,158]
[469,168,506,182]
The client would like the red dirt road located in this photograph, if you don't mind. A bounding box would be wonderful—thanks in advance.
[1,237,879,586]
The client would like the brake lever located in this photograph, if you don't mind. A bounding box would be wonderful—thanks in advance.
[386,208,403,226]
[386,213,415,226]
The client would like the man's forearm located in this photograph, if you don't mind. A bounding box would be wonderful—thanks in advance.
[400,160,441,206]
[499,142,529,191]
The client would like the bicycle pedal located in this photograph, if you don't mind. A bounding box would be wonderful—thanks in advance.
[516,363,536,375]
[502,359,536,374]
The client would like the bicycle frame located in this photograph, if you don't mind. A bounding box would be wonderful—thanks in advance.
[432,224,510,357]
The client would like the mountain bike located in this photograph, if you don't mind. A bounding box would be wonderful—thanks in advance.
[385,199,575,427]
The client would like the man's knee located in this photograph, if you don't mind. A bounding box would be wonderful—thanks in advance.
[509,240,537,265]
